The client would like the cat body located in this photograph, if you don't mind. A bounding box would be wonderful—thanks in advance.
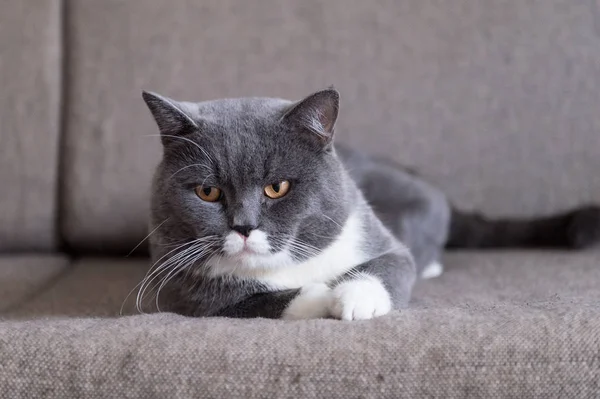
[142,88,600,320]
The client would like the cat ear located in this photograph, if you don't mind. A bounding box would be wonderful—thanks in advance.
[282,87,340,147]
[142,91,199,145]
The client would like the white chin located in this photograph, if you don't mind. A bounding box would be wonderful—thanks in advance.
[206,250,294,278]
[207,230,293,276]
[230,252,273,268]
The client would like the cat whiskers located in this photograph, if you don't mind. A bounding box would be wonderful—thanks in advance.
[126,218,170,257]
[153,241,218,311]
[124,236,219,314]
[271,235,322,261]
[334,268,364,286]
[135,240,203,314]
[121,238,200,315]
[146,134,215,165]
[321,214,343,229]
[303,231,338,240]
[168,164,213,180]
[144,237,220,312]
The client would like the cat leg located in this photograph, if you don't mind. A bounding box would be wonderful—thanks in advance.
[329,249,416,321]
[212,284,333,320]
[213,288,302,319]
[281,283,333,320]
[357,165,451,276]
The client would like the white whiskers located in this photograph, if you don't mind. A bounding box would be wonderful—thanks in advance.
[168,164,213,180]
[146,134,215,165]
[126,218,170,257]
[271,235,322,262]
[322,214,343,229]
[120,235,219,315]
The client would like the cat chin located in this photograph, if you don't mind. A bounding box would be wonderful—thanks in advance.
[210,230,297,276]
[205,212,368,290]
[205,251,296,278]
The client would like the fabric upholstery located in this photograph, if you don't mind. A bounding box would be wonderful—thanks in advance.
[2,1,600,397]
[6,251,600,319]
[0,1,62,251]
[61,0,600,253]
[0,255,69,314]
[1,251,599,398]
[5,258,148,319]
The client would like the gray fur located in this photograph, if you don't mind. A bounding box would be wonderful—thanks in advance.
[142,89,417,318]
[142,88,600,319]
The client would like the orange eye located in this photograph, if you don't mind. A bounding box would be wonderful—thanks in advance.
[195,186,222,202]
[264,180,291,199]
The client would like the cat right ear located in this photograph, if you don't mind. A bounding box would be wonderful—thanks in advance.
[142,91,199,145]
[282,87,340,149]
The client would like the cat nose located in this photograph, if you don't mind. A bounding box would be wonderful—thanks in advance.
[232,225,256,237]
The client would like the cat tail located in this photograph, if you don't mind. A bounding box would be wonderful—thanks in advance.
[445,205,600,250]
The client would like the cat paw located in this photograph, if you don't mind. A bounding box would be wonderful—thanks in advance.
[329,275,392,321]
[567,206,600,249]
[282,283,333,320]
[421,261,444,279]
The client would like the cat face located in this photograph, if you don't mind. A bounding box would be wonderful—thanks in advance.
[145,89,353,276]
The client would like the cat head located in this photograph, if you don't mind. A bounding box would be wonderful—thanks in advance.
[143,88,354,277]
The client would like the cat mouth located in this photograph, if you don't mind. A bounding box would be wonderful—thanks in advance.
[232,247,259,256]
[222,230,272,257]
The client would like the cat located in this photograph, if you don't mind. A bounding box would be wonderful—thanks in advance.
[140,87,600,320]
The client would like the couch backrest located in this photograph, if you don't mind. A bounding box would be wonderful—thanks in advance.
[0,2,62,251]
[11,1,600,254]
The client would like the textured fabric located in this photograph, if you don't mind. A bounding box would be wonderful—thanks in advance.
[414,250,600,310]
[0,312,598,398]
[62,0,600,252]
[6,251,600,318]
[0,1,62,251]
[2,252,599,397]
[0,255,69,314]
[6,258,148,319]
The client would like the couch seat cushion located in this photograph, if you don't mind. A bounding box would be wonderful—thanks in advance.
[2,251,599,397]
[0,255,69,315]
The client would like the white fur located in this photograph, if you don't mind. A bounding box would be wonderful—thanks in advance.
[222,231,245,255]
[206,212,367,290]
[210,230,292,274]
[421,261,444,279]
[329,274,391,321]
[282,283,332,320]
[222,230,272,256]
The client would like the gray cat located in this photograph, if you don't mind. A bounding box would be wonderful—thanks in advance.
[141,88,600,320]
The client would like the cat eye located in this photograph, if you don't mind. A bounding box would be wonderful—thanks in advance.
[264,180,291,199]
[195,186,223,202]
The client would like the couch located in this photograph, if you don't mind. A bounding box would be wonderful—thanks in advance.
[1,1,599,397]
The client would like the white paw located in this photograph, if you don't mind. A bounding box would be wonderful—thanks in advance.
[282,283,333,320]
[421,261,444,279]
[329,275,392,321]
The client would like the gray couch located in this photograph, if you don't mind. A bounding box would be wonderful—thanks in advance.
[1,1,599,397]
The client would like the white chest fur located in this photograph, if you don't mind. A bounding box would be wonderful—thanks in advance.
[207,212,368,290]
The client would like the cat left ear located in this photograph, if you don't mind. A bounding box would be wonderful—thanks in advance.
[282,87,340,148]
[142,91,199,145]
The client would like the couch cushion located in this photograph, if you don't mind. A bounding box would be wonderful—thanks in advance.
[0,1,62,251]
[413,251,600,310]
[5,258,148,319]
[62,0,600,253]
[0,255,69,315]
[6,251,600,319]
[3,252,599,396]
[1,253,599,398]
[1,312,598,398]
